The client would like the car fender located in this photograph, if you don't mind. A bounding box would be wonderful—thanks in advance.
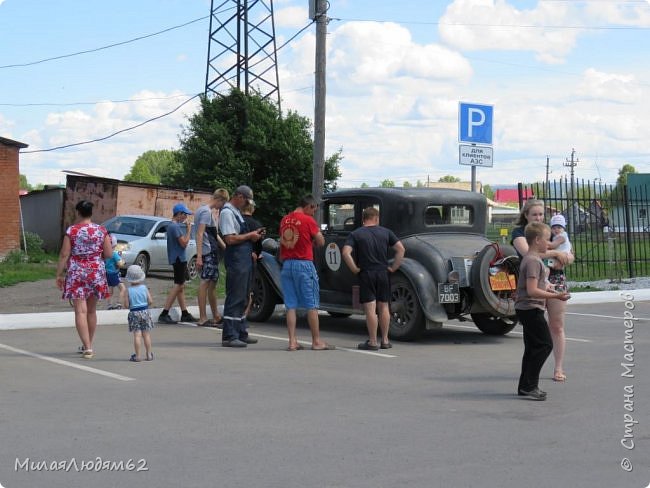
[397,258,447,324]
[257,251,284,300]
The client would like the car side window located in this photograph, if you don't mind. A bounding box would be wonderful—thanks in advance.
[424,205,473,226]
[425,206,445,225]
[327,202,356,232]
[154,223,168,237]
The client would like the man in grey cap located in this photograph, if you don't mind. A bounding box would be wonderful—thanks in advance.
[218,185,266,347]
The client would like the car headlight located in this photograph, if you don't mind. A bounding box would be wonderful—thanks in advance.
[115,242,130,253]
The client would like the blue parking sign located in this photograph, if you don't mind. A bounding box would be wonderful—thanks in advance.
[459,102,493,145]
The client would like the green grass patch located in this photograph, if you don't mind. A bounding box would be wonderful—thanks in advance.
[0,252,58,287]
[569,285,603,293]
[179,263,227,300]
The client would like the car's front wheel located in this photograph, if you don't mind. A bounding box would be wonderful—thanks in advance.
[186,256,198,280]
[471,313,517,335]
[389,273,424,341]
[248,271,277,322]
[134,253,150,276]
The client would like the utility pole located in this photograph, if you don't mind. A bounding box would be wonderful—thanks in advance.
[564,148,579,235]
[311,0,327,223]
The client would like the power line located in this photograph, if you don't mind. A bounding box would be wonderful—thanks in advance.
[0,15,212,69]
[331,17,650,31]
[15,20,314,153]
[0,94,194,107]
[21,94,201,154]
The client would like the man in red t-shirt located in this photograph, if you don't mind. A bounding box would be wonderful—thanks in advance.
[279,195,334,351]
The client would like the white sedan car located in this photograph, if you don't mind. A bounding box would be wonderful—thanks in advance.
[102,215,198,279]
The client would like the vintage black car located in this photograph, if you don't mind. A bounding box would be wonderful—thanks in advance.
[249,188,520,341]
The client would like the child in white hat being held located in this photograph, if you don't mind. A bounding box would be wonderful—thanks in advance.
[548,215,572,257]
[121,265,155,362]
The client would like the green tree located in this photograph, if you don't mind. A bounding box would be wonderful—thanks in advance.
[124,150,181,185]
[19,174,33,191]
[416,180,425,188]
[482,184,494,200]
[403,181,412,188]
[439,175,461,183]
[174,89,341,230]
[616,164,637,187]
[360,182,369,188]
[324,149,343,193]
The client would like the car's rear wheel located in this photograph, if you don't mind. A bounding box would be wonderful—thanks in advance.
[389,273,424,341]
[470,243,519,318]
[471,313,517,335]
[186,256,198,280]
[248,271,277,322]
[134,253,150,276]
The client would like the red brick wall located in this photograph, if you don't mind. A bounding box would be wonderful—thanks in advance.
[0,143,21,258]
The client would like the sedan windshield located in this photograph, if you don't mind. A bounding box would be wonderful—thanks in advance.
[104,217,156,237]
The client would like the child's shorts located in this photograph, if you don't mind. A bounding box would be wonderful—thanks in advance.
[107,271,121,287]
[128,310,154,332]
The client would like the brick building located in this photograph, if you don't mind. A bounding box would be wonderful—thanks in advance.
[0,137,28,259]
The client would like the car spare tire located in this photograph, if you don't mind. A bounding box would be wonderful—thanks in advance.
[470,243,519,318]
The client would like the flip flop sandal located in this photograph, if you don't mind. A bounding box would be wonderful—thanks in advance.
[553,372,566,382]
[146,353,154,361]
[380,342,393,349]
[82,349,94,359]
[311,344,336,350]
[129,354,141,362]
[286,344,305,351]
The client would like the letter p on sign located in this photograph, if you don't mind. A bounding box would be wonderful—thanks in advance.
[459,102,493,145]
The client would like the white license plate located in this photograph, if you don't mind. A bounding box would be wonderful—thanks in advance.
[438,283,460,303]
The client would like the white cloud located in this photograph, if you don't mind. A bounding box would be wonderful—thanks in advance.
[582,2,650,26]
[17,91,199,186]
[275,5,309,28]
[577,68,642,104]
[328,22,473,89]
[438,0,580,64]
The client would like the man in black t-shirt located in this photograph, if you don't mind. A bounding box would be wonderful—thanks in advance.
[342,207,405,350]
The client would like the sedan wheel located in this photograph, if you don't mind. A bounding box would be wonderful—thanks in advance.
[186,256,198,280]
[389,273,424,341]
[134,253,150,276]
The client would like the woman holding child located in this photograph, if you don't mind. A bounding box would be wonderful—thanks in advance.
[511,199,574,383]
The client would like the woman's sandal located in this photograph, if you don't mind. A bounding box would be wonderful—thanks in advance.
[553,372,567,382]
[129,354,140,362]
[145,352,154,361]
[81,349,94,359]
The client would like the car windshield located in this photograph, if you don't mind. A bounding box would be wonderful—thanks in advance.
[104,217,156,237]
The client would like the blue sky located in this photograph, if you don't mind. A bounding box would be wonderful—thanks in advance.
[1,0,649,189]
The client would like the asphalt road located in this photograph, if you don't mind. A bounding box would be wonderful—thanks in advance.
[1,297,650,488]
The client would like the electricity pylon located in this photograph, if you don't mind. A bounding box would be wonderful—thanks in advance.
[204,0,281,110]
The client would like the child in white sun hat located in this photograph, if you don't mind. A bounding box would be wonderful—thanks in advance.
[548,214,572,256]
[120,265,155,362]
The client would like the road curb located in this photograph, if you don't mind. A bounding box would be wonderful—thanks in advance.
[1,290,648,331]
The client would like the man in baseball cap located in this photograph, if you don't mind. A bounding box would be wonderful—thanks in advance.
[158,202,196,324]
[218,185,265,347]
[172,203,193,216]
